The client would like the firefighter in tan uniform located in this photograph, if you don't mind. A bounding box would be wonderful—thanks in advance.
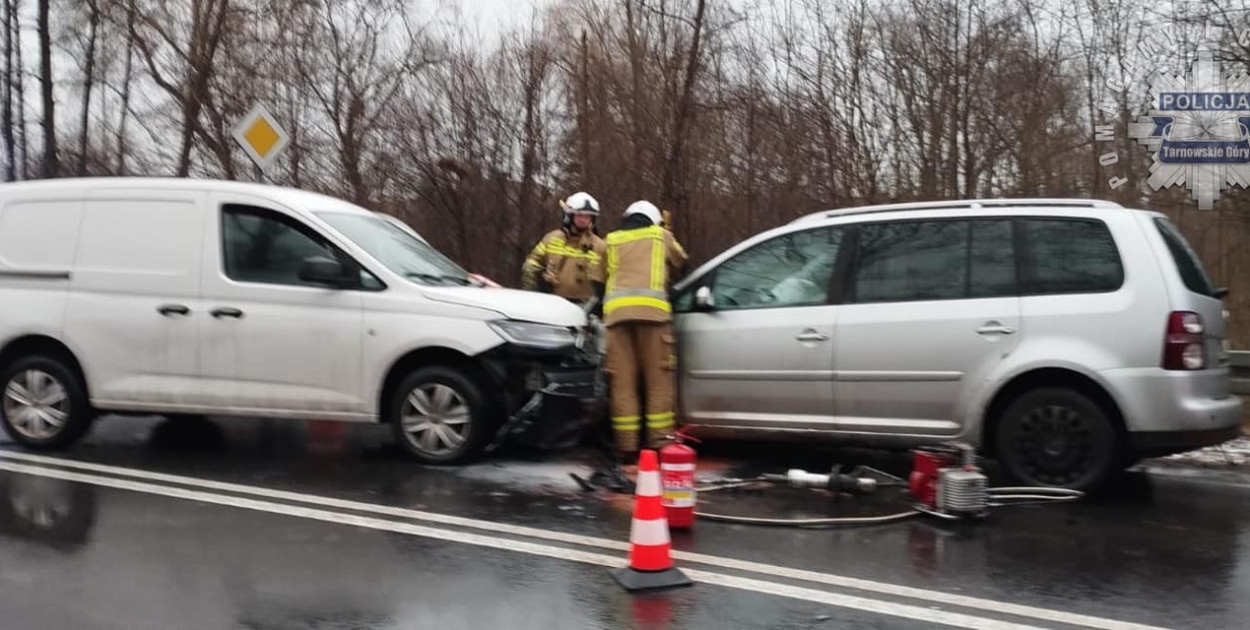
[521,192,607,304]
[598,200,688,456]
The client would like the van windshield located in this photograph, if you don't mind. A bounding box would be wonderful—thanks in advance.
[1153,217,1218,297]
[317,212,473,286]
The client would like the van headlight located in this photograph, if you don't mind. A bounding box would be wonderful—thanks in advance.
[488,320,577,349]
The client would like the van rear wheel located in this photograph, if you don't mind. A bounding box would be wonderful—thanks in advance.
[0,355,94,449]
[995,388,1120,491]
[389,366,493,465]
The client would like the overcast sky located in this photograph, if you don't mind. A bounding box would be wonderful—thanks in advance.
[449,0,558,40]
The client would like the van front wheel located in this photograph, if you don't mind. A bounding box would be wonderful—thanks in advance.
[389,366,492,465]
[1,355,94,449]
[994,388,1120,491]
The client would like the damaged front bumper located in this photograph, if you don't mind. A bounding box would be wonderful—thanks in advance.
[478,341,601,452]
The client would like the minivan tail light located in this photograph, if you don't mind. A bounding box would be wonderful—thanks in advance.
[1163,311,1206,370]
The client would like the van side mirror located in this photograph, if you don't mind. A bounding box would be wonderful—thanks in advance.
[694,286,715,311]
[298,255,352,288]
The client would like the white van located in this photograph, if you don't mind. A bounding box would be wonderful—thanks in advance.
[0,178,596,464]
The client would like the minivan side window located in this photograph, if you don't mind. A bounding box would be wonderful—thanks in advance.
[1019,218,1123,295]
[850,218,1016,304]
[969,219,1016,298]
[709,227,842,310]
[222,204,379,289]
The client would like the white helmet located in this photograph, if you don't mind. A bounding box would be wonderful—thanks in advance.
[563,191,600,216]
[623,200,663,226]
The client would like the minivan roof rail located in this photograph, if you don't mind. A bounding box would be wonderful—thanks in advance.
[790,198,1125,224]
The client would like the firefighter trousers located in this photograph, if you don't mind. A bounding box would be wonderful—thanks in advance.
[605,320,676,455]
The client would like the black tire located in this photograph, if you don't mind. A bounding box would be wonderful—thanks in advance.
[0,355,94,450]
[994,387,1120,491]
[388,366,495,465]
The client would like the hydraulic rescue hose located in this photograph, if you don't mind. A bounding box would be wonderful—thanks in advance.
[690,480,1085,528]
[693,508,924,527]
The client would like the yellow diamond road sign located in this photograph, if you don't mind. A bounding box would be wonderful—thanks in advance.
[233,103,289,173]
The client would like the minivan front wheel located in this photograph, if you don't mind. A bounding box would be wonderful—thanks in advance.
[0,356,94,449]
[389,366,493,465]
[995,388,1120,491]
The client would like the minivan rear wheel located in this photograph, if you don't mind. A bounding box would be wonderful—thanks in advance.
[995,388,1120,491]
[389,366,493,465]
[0,355,94,449]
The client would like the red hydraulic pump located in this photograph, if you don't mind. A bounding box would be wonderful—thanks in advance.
[659,429,699,529]
[908,447,956,508]
[908,442,989,519]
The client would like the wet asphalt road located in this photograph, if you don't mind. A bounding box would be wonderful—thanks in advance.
[0,415,1248,630]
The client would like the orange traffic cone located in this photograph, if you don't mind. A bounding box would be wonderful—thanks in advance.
[611,449,693,592]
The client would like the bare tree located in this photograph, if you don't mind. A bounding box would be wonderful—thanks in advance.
[131,0,232,177]
[659,0,707,220]
[13,0,27,178]
[2,0,15,180]
[114,0,136,174]
[37,0,56,177]
[75,0,102,175]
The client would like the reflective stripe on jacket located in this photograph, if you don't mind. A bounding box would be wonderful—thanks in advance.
[602,224,687,326]
[522,228,606,301]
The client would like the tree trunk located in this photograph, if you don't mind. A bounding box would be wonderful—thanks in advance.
[173,0,231,178]
[517,40,547,277]
[660,0,706,214]
[77,0,100,176]
[578,29,589,183]
[37,0,57,178]
[341,95,367,206]
[624,0,646,189]
[116,1,136,174]
[2,0,15,181]
[13,0,26,179]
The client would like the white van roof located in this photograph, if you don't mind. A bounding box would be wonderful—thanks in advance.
[0,177,372,216]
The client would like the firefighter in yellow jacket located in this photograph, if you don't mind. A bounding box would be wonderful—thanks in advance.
[597,200,688,455]
[521,192,607,304]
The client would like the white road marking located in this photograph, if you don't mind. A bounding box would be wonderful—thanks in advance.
[0,450,1169,630]
[0,458,1043,630]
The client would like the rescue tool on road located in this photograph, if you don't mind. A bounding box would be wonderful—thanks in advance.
[691,442,1083,528]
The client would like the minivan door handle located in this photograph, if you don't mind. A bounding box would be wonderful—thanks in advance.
[796,330,830,343]
[210,307,244,319]
[157,304,190,317]
[977,322,1016,335]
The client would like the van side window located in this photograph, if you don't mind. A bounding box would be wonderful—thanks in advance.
[1019,218,1123,295]
[221,204,378,289]
[710,227,842,310]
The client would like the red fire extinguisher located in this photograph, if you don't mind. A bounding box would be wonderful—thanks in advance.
[659,427,699,529]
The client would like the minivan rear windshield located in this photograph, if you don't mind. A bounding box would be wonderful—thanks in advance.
[1153,217,1217,297]
[316,212,471,285]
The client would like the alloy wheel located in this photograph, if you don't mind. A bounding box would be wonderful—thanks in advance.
[399,383,471,457]
[1012,403,1094,486]
[2,369,70,441]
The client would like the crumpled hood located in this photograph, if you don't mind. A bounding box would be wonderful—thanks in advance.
[421,286,588,327]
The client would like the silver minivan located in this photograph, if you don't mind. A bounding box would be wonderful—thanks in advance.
[671,198,1243,489]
